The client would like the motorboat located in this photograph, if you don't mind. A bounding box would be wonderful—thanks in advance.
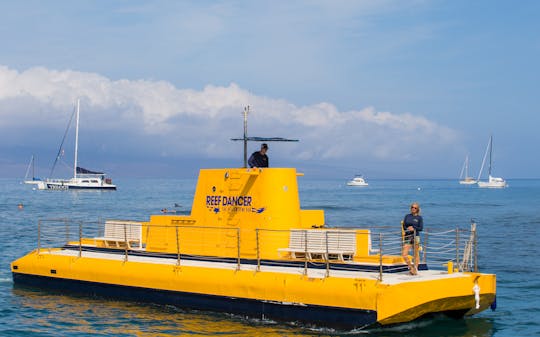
[347,175,369,186]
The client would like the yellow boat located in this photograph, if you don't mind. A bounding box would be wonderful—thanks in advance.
[11,167,496,329]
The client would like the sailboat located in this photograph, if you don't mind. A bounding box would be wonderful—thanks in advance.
[22,155,42,185]
[459,155,476,185]
[36,99,116,190]
[477,135,507,188]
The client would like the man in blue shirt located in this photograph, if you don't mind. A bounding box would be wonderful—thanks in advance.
[248,143,269,168]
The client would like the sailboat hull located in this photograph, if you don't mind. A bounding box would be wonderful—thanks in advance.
[477,175,507,188]
[459,179,477,185]
[38,178,117,190]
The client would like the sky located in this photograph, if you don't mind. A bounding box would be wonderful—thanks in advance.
[1,0,539,179]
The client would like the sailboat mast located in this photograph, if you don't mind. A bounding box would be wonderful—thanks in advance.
[488,136,493,176]
[74,99,80,179]
[465,155,469,177]
[242,106,249,168]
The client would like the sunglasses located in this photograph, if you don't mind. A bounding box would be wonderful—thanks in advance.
[411,206,418,209]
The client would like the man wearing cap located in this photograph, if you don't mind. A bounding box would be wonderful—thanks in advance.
[248,143,269,168]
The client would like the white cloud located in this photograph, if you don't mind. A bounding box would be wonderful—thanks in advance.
[0,65,458,167]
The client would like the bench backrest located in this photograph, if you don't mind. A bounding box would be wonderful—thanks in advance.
[288,229,357,252]
[104,220,142,241]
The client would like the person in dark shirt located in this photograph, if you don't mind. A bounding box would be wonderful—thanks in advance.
[248,143,269,168]
[402,202,423,275]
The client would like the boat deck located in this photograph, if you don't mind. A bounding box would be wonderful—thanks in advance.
[41,247,469,285]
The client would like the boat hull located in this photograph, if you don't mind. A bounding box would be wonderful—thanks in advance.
[11,249,496,329]
[13,272,378,329]
[347,182,368,186]
[38,182,117,190]
[478,176,507,188]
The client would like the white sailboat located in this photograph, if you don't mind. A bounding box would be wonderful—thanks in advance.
[23,155,42,185]
[459,154,476,185]
[477,135,507,188]
[37,99,116,190]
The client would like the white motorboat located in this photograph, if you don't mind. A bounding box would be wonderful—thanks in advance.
[477,136,507,188]
[37,99,116,191]
[347,175,369,186]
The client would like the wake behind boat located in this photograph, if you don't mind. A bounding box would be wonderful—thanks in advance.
[36,99,116,191]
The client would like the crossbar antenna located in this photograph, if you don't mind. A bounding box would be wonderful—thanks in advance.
[231,106,299,168]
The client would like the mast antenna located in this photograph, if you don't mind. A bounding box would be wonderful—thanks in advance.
[231,106,299,168]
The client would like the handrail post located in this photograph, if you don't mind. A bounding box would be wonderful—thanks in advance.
[472,221,478,272]
[455,229,460,271]
[422,230,428,263]
[37,219,42,254]
[78,221,83,258]
[303,230,308,275]
[123,224,128,262]
[256,229,260,272]
[236,228,241,271]
[325,231,329,278]
[378,233,383,281]
[176,225,181,266]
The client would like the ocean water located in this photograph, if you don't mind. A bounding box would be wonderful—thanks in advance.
[1,177,539,337]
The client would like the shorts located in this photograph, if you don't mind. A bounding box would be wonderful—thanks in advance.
[403,234,420,245]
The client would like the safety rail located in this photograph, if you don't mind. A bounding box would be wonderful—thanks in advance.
[35,219,478,280]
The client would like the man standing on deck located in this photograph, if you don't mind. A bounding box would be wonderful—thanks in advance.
[248,143,269,168]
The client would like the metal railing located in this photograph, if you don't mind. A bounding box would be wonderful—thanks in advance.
[35,219,479,281]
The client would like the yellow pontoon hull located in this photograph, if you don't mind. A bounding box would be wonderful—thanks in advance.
[11,248,495,329]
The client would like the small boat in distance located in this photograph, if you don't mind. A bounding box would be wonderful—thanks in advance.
[477,135,507,188]
[22,155,42,185]
[347,175,369,186]
[459,154,477,185]
[36,99,116,190]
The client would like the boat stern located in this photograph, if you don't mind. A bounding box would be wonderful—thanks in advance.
[376,271,496,326]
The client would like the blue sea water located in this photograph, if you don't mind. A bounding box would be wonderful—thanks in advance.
[1,177,539,337]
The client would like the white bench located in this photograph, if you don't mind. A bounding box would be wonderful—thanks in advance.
[95,220,143,250]
[278,229,357,261]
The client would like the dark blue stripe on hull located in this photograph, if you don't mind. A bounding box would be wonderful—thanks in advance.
[67,186,116,190]
[12,272,377,329]
[46,185,116,190]
[63,245,427,273]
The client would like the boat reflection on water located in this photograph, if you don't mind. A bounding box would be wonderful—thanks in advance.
[12,285,495,337]
[11,286,297,337]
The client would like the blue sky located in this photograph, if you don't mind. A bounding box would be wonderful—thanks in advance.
[1,1,538,179]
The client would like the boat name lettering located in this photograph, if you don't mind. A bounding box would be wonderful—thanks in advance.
[206,195,252,207]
